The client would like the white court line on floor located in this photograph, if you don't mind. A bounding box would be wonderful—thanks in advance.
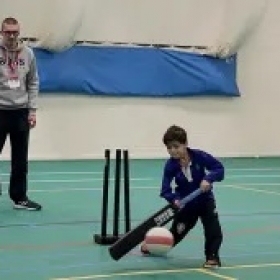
[223,183,280,186]
[0,178,153,183]
[1,167,280,176]
[0,183,279,194]
[226,168,280,171]
[0,171,103,176]
[1,173,280,183]
[226,174,280,178]
[223,184,280,196]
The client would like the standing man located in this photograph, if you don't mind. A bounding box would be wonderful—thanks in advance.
[0,17,42,210]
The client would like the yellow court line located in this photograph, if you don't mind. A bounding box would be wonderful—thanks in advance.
[222,262,280,270]
[51,262,280,280]
[197,268,237,280]
[52,268,199,280]
[225,184,280,196]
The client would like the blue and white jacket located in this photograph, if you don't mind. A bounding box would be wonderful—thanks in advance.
[160,148,224,206]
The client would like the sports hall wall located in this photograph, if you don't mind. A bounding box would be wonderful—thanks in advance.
[1,0,279,159]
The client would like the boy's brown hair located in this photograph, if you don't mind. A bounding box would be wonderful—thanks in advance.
[163,125,188,146]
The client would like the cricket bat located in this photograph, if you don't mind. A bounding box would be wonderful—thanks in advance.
[109,188,202,261]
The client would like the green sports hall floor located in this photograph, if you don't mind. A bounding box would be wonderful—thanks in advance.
[0,157,279,280]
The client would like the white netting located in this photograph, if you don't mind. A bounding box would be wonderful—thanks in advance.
[34,0,85,52]
[205,0,268,58]
[0,0,268,54]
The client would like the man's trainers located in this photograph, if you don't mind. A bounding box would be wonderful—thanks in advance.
[203,258,221,269]
[14,199,42,211]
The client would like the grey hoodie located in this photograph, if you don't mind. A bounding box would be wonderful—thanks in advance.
[0,39,39,110]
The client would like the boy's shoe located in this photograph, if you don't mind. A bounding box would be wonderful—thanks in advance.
[203,258,221,269]
[14,199,42,211]
[140,242,151,255]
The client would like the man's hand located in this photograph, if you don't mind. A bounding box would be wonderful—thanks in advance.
[200,180,212,192]
[28,111,37,128]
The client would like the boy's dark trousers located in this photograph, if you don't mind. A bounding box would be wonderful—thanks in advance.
[0,109,29,203]
[169,198,223,260]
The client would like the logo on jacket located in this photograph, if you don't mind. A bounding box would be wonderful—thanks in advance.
[0,57,25,66]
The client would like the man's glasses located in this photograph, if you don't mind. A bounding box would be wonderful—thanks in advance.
[2,30,19,36]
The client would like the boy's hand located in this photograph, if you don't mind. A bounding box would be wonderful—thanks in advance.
[200,180,212,192]
[173,199,181,208]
